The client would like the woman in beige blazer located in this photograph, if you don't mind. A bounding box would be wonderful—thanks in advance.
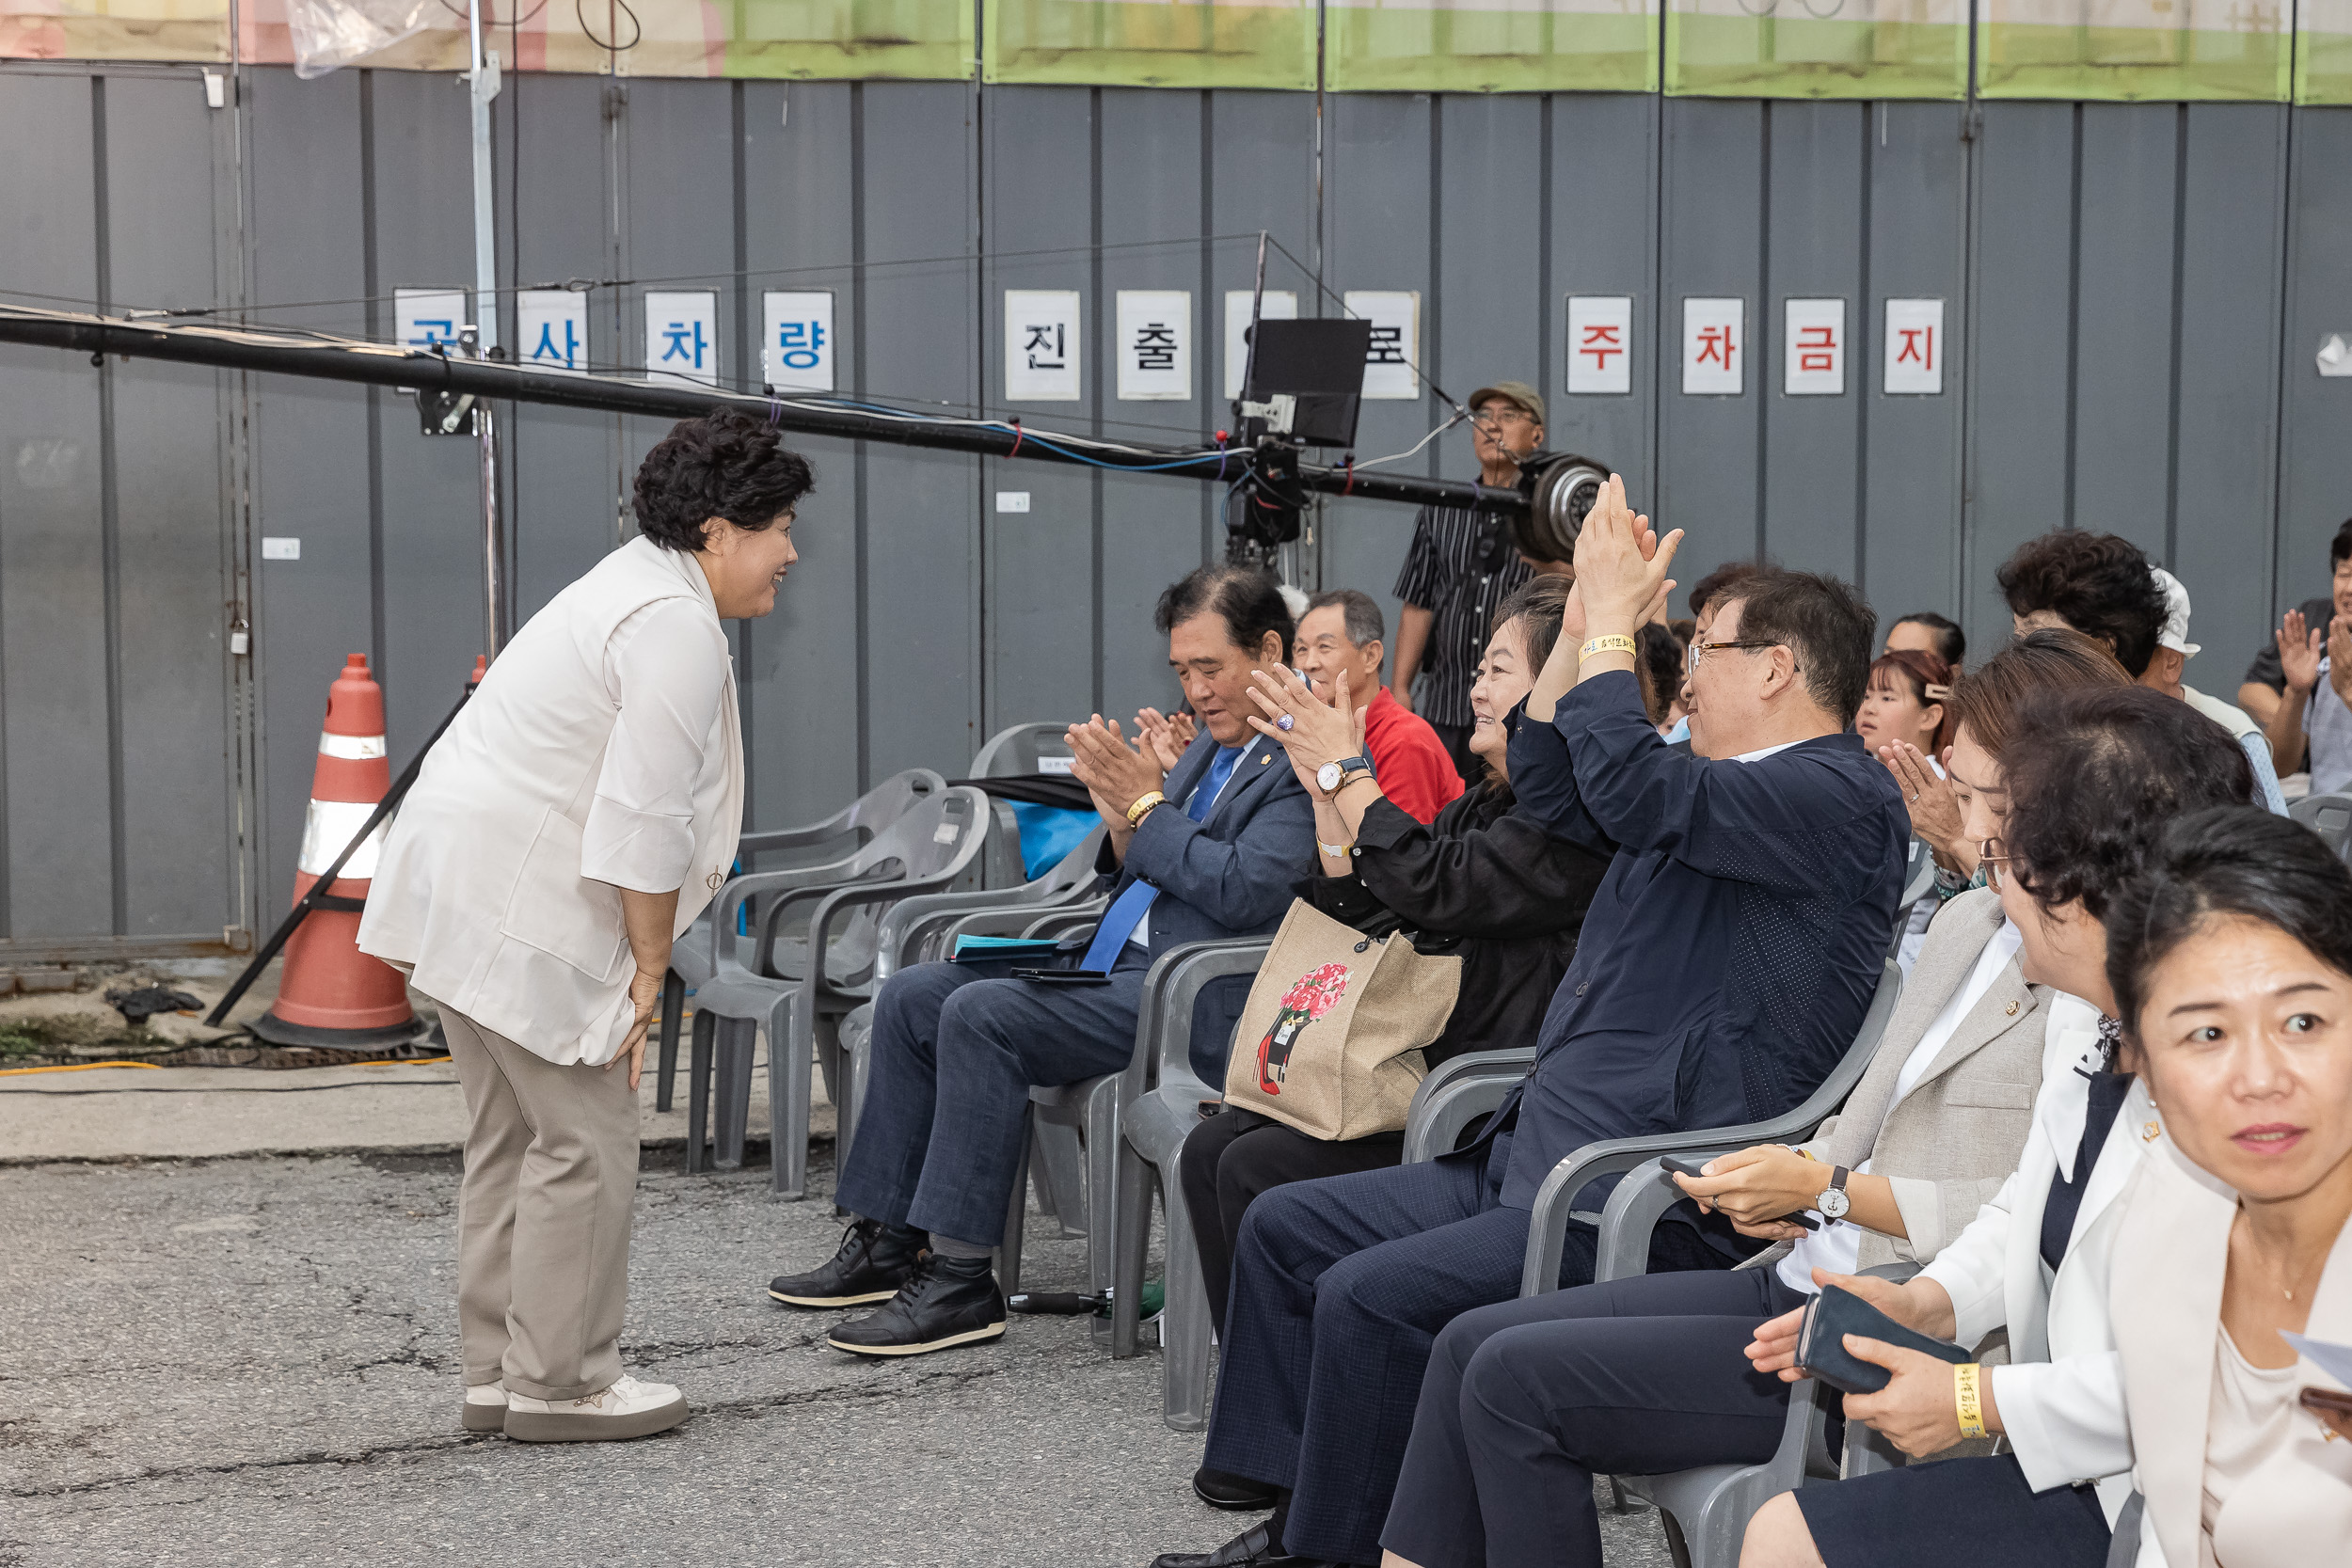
[359,409,808,1443]
[1373,633,2124,1568]
[2102,807,2352,1568]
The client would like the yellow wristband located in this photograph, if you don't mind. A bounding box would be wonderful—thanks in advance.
[1954,1362,1988,1440]
[1580,634,1638,663]
[1124,791,1166,826]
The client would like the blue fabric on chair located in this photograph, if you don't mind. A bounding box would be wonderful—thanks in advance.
[1007,800,1098,880]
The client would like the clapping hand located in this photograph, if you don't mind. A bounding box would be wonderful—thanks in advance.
[1568,474,1682,632]
[1135,706,1198,773]
[1879,741,1965,863]
[1064,715,1166,829]
[2329,616,2352,706]
[1247,664,1366,796]
[2280,609,2325,696]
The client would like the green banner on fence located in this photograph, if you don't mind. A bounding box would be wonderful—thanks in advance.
[2296,0,2352,101]
[723,0,975,79]
[1665,0,1968,98]
[1976,0,2292,100]
[983,0,1315,87]
[1324,0,1657,93]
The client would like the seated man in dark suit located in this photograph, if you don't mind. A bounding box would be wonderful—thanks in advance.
[768,564,1315,1356]
[1152,480,1906,1568]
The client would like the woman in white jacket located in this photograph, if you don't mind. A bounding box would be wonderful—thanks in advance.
[1739,686,2258,1568]
[359,409,809,1443]
[2099,807,2352,1568]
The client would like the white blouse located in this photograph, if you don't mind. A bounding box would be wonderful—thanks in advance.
[583,594,733,895]
[2201,1327,2303,1568]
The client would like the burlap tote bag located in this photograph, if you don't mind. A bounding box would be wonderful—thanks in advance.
[1221,899,1462,1141]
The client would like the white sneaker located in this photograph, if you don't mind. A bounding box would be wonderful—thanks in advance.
[502,1373,689,1443]
[461,1381,508,1433]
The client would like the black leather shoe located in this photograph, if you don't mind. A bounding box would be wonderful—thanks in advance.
[769,1219,922,1307]
[1193,1465,1279,1512]
[826,1252,1006,1356]
[1147,1521,1324,1567]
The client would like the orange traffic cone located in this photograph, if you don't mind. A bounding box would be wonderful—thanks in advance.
[254,655,425,1050]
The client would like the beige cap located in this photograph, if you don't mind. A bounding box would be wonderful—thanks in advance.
[1469,381,1546,429]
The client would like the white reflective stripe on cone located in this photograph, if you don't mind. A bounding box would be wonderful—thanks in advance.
[298,799,387,879]
[318,733,388,760]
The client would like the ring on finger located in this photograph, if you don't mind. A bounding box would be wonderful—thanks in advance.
[1276,714,1295,732]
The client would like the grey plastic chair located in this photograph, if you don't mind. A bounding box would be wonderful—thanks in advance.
[1110,939,1274,1431]
[834,824,1107,1220]
[653,768,947,1111]
[1400,1047,1535,1164]
[683,785,990,1197]
[1887,839,1937,960]
[2291,790,2352,858]
[1518,957,1905,1297]
[966,721,1084,891]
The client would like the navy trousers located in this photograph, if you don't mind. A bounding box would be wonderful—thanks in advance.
[832,952,1144,1248]
[1201,1153,1728,1566]
[1382,1266,1807,1568]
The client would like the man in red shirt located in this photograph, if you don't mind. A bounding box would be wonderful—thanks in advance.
[1292,589,1465,823]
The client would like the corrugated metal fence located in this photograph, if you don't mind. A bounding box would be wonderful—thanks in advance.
[0,61,2347,956]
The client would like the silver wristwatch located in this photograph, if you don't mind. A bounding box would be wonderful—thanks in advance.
[1815,1164,1852,1221]
[1315,754,1375,795]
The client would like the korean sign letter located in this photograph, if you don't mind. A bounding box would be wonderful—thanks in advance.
[1005,289,1081,403]
[645,291,719,388]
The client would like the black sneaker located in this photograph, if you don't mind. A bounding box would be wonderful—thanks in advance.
[825,1252,1007,1357]
[768,1219,922,1308]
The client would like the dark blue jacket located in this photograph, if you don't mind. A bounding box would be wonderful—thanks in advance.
[1496,670,1907,1242]
[1094,730,1316,1082]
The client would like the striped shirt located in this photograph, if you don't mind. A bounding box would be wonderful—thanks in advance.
[1393,495,1534,729]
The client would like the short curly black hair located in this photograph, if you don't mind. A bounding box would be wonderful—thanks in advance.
[2002,686,2256,923]
[631,407,814,552]
[1994,531,2168,678]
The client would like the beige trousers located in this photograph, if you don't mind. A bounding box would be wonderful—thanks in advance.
[442,1006,640,1401]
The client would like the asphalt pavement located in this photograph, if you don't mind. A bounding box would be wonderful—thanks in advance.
[3,1143,1677,1568]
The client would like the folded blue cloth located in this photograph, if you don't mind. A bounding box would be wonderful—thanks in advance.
[1007,801,1098,880]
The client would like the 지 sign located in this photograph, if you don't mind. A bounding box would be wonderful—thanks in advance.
[1682,297,1743,395]
[1565,295,1632,395]
[1884,299,1945,394]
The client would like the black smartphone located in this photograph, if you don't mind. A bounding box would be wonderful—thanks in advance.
[1009,968,1113,986]
[1660,1156,1713,1179]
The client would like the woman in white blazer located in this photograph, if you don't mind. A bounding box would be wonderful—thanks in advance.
[1740,686,2259,1568]
[358,409,809,1443]
[2101,808,2352,1568]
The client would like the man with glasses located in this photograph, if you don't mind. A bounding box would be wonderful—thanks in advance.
[1152,481,1909,1568]
[1391,382,1559,784]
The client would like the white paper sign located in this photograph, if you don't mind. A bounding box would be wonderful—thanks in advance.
[393,288,468,353]
[1566,295,1633,394]
[1783,298,1846,396]
[516,289,587,370]
[761,290,834,391]
[1345,291,1421,400]
[1224,289,1298,400]
[995,491,1031,514]
[645,291,719,387]
[261,536,301,561]
[1005,289,1081,403]
[1116,290,1191,402]
[1884,298,1945,394]
[1682,297,1744,395]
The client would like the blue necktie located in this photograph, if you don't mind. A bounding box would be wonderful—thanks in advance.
[1077,744,1244,972]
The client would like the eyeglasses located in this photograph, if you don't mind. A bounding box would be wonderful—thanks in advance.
[1685,639,1792,674]
[1979,838,2013,890]
[1471,407,1535,428]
